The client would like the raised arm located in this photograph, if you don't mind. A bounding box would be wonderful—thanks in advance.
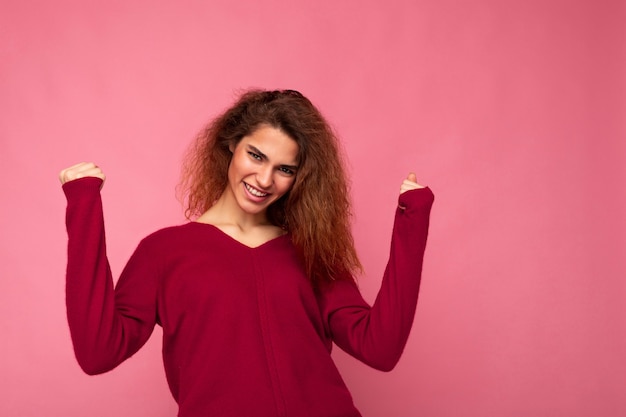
[61,163,158,375]
[317,173,434,371]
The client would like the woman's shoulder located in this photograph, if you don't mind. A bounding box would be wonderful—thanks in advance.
[138,222,207,248]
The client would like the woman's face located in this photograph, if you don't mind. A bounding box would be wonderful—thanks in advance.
[226,124,299,219]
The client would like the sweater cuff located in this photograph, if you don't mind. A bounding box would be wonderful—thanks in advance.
[397,187,434,212]
[62,177,104,200]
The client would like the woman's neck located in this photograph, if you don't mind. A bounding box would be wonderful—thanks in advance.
[197,189,270,232]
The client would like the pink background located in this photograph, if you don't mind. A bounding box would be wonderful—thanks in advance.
[1,1,624,416]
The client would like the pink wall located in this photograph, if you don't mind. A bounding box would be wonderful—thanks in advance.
[1,1,624,416]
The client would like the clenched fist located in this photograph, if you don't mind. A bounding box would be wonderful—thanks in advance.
[400,172,425,194]
[59,162,106,186]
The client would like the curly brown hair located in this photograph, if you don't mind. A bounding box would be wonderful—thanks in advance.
[178,89,362,285]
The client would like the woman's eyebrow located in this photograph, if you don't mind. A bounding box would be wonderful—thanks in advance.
[280,163,299,171]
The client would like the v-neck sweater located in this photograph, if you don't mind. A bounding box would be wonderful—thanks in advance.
[62,177,434,417]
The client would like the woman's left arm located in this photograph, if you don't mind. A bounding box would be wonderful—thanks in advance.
[318,173,434,371]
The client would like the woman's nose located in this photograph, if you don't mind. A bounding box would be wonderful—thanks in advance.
[256,166,273,188]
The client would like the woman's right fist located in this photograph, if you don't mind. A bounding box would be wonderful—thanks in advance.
[59,162,106,185]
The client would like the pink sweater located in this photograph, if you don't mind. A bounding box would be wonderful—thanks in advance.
[63,177,434,417]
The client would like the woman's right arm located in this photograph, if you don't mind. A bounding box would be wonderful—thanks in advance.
[61,163,158,375]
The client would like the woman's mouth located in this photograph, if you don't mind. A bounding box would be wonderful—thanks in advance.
[244,182,269,198]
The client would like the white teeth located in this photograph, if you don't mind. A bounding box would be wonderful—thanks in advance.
[245,183,268,197]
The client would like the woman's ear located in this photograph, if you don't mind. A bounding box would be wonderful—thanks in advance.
[228,142,235,153]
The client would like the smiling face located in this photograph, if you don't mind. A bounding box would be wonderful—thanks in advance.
[225,124,299,222]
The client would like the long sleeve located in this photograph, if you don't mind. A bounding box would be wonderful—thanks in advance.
[63,177,158,375]
[317,187,434,371]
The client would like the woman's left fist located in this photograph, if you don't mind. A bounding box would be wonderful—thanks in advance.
[400,172,425,194]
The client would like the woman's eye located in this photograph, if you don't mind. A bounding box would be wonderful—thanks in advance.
[279,167,295,175]
[248,152,261,160]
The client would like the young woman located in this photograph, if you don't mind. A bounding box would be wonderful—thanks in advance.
[60,89,434,417]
